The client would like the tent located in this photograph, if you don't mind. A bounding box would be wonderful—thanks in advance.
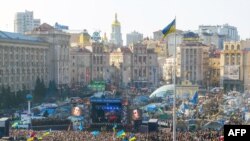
[202,121,223,130]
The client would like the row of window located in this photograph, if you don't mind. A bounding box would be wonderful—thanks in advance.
[0,76,48,83]
[225,44,241,50]
[0,47,46,53]
[1,68,47,74]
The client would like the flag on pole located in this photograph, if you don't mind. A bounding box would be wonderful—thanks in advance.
[162,19,176,38]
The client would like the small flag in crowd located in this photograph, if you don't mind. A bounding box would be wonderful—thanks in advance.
[91,131,100,137]
[116,130,126,138]
[129,134,136,141]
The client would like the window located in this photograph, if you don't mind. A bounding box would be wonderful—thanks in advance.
[237,45,240,50]
[231,45,234,50]
[225,45,229,50]
[143,56,146,63]
[134,69,137,75]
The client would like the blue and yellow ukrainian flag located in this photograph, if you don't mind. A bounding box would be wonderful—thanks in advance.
[162,19,176,38]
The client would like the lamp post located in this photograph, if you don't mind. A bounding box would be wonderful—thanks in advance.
[153,67,156,87]
[26,93,33,125]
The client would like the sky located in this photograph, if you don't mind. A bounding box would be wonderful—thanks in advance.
[1,0,250,43]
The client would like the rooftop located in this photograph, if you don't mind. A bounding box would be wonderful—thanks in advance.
[0,30,43,42]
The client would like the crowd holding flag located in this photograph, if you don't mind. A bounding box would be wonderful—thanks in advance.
[190,91,199,105]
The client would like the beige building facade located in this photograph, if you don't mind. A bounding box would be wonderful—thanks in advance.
[176,39,209,86]
[26,23,70,87]
[88,42,110,81]
[130,43,158,88]
[0,31,49,92]
[208,57,220,87]
[69,47,91,87]
[109,47,132,87]
[220,40,250,91]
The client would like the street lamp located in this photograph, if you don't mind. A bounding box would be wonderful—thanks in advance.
[26,93,33,125]
[153,67,156,87]
[26,93,32,115]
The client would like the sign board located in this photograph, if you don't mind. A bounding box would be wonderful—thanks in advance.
[54,22,69,30]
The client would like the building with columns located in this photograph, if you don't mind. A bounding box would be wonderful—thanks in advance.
[26,23,70,87]
[176,32,209,86]
[110,13,123,46]
[220,40,250,92]
[0,31,49,92]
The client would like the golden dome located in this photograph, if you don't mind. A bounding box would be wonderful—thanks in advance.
[112,13,120,26]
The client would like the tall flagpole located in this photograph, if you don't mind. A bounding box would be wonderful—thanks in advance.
[173,17,177,141]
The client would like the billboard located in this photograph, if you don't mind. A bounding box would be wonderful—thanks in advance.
[71,107,82,116]
[131,109,142,121]
[224,65,239,80]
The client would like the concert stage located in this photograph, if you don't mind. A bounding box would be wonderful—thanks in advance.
[89,97,129,126]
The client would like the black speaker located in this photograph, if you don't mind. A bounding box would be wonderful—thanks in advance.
[139,125,148,133]
[148,119,158,132]
[0,118,9,138]
[133,120,142,131]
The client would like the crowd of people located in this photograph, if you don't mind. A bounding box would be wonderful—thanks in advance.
[7,129,223,141]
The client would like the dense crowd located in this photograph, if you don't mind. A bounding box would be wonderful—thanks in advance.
[7,129,223,141]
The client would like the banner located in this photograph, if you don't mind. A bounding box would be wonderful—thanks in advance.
[224,65,239,80]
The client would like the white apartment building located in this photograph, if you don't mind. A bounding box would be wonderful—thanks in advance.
[14,10,41,34]
[198,24,240,49]
[126,31,143,46]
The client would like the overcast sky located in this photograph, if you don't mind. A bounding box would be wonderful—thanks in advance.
[1,0,250,42]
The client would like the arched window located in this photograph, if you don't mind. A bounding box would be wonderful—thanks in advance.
[237,45,240,50]
[225,45,229,50]
[231,45,234,50]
